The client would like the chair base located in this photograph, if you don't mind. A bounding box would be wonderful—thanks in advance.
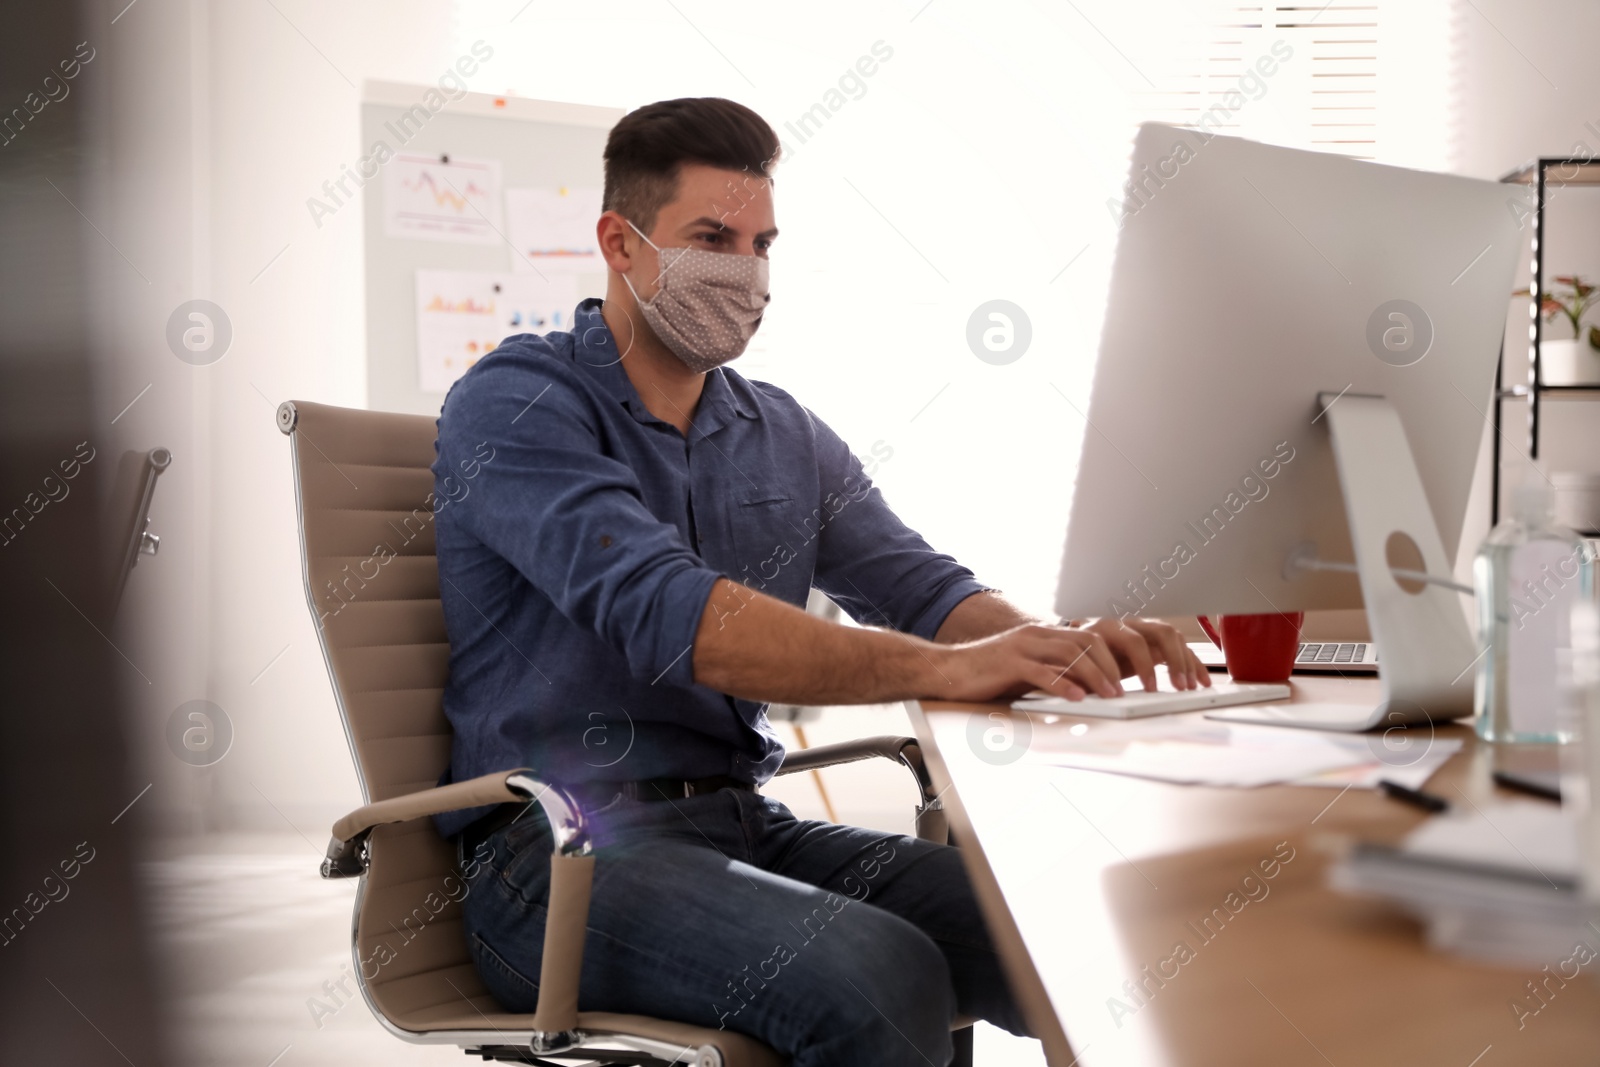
[385,1009,782,1067]
[472,1046,694,1066]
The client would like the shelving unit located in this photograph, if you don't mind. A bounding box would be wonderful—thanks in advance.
[1495,157,1600,533]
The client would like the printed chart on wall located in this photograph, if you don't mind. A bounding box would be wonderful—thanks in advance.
[384,153,503,244]
[415,269,578,392]
[506,186,603,272]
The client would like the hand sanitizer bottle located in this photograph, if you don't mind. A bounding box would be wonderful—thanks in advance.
[1474,475,1595,743]
[1561,599,1600,909]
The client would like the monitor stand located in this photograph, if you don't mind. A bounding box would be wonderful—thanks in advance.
[1210,392,1477,733]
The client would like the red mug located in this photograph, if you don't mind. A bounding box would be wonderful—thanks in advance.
[1197,612,1303,683]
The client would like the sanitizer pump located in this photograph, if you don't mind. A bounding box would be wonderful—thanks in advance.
[1474,474,1595,743]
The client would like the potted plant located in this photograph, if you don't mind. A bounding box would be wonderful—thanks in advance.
[1515,275,1600,386]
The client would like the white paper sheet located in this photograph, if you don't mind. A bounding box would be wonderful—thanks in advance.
[414,269,578,393]
[1290,738,1462,790]
[506,187,603,273]
[1028,719,1377,787]
[384,153,503,244]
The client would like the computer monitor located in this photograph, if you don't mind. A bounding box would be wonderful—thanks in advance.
[1054,123,1528,729]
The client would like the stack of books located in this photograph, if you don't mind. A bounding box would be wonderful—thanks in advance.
[1329,800,1596,966]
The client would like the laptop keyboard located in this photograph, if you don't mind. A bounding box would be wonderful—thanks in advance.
[1297,642,1374,664]
[1190,640,1376,669]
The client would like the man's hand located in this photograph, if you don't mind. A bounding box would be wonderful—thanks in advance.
[691,581,1211,708]
[927,617,1210,704]
[1082,617,1210,692]
[928,623,1124,703]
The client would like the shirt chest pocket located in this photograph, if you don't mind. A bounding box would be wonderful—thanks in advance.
[725,488,815,607]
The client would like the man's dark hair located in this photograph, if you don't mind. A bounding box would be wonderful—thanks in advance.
[603,97,780,233]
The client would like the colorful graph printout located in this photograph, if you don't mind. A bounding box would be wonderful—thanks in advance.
[384,154,503,244]
[506,187,603,273]
[415,269,578,392]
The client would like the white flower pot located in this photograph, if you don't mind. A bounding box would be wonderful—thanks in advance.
[1539,337,1600,386]
[1552,472,1600,534]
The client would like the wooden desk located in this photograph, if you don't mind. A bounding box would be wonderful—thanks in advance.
[909,676,1600,1066]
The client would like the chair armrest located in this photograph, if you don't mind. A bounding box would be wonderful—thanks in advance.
[776,735,947,844]
[776,733,916,775]
[321,769,587,878]
[322,768,599,1047]
[330,770,525,842]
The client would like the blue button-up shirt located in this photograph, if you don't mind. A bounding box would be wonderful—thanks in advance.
[431,298,988,837]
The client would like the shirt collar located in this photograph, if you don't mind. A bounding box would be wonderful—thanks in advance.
[572,298,761,431]
[697,366,762,432]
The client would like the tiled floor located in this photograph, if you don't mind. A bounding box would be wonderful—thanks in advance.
[148,708,1048,1066]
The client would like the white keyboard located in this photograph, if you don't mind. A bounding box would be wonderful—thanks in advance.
[1012,679,1291,720]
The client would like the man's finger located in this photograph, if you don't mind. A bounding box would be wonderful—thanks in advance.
[1126,619,1191,690]
[1024,668,1088,700]
[1079,632,1125,695]
[1153,627,1194,689]
[1107,624,1158,692]
[1028,663,1086,701]
[1035,635,1118,698]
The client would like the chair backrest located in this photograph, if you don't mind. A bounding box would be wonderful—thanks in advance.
[279,399,500,1031]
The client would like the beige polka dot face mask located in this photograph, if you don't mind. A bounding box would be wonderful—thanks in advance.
[621,218,771,374]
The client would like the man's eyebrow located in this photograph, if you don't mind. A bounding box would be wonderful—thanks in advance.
[682,216,779,239]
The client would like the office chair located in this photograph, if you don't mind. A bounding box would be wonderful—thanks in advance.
[103,446,171,626]
[277,399,974,1067]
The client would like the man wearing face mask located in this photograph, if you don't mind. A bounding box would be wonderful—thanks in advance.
[433,97,1206,1066]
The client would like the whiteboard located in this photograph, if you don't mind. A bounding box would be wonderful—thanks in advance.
[360,81,622,415]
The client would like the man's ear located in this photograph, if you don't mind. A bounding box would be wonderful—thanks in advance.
[596,211,636,273]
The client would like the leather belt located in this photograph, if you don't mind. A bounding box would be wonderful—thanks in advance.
[456,775,756,861]
[590,774,755,804]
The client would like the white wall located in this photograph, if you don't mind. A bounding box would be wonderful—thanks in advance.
[1448,0,1600,576]
[102,0,1600,835]
[199,3,467,832]
[90,0,212,834]
[105,0,466,835]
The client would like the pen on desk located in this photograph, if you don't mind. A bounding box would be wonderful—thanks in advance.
[1377,779,1450,813]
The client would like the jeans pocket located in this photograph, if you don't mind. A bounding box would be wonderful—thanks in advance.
[470,931,541,1012]
[499,834,553,908]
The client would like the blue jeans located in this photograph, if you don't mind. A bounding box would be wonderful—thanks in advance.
[460,786,1033,1066]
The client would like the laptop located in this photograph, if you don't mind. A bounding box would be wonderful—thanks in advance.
[1011,677,1290,720]
[1188,640,1380,674]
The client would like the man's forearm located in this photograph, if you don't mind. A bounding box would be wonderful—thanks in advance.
[690,579,947,705]
[933,589,1044,644]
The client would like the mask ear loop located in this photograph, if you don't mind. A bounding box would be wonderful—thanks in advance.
[624,217,676,290]
[584,216,670,367]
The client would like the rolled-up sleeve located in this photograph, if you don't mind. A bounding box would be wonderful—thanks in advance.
[806,410,993,639]
[438,358,721,686]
